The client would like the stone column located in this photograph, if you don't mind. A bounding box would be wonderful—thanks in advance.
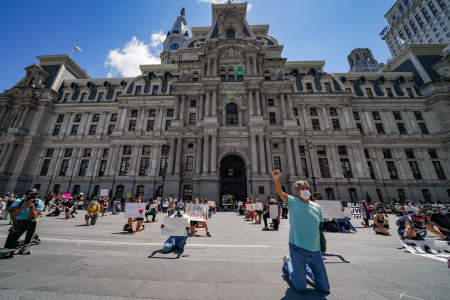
[286,94,294,120]
[383,110,397,134]
[406,110,419,134]
[199,94,205,120]
[107,145,120,176]
[150,145,159,176]
[213,56,218,76]
[280,95,287,120]
[363,111,376,134]
[98,112,108,136]
[0,144,13,173]
[253,56,258,74]
[29,106,45,135]
[180,95,186,123]
[302,106,312,130]
[285,137,295,176]
[174,137,183,175]
[342,105,353,129]
[212,90,217,117]
[17,106,30,129]
[167,138,176,175]
[174,96,180,120]
[205,91,210,117]
[251,134,258,174]
[255,91,262,116]
[129,145,139,176]
[195,137,202,174]
[202,135,210,175]
[329,145,341,178]
[258,134,266,174]
[211,135,217,174]
[321,106,331,130]
[118,108,127,132]
[264,136,273,173]
[248,90,254,116]
[293,139,303,176]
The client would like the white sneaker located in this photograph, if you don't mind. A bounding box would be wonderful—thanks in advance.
[282,255,290,263]
[19,245,31,255]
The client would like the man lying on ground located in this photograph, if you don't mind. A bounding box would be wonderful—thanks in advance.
[426,204,450,240]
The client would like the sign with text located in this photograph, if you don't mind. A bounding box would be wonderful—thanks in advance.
[207,201,216,208]
[186,204,206,221]
[161,216,188,236]
[345,203,367,219]
[402,239,450,263]
[100,189,109,197]
[247,203,255,211]
[255,202,263,211]
[317,200,345,219]
[269,205,279,219]
[124,203,146,218]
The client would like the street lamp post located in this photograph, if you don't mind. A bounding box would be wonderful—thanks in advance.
[305,139,317,193]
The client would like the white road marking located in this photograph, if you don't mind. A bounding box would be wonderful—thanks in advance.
[0,235,270,248]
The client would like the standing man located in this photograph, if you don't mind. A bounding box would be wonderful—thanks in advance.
[272,170,330,294]
[4,189,44,255]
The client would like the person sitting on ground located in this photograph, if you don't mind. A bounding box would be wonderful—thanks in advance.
[396,209,423,240]
[254,199,263,224]
[189,200,212,237]
[262,198,281,231]
[372,208,390,235]
[47,201,63,217]
[85,199,100,226]
[150,206,191,258]
[64,198,76,219]
[402,201,417,215]
[425,204,450,240]
[0,198,6,220]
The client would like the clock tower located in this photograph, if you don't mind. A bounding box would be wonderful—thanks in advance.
[162,7,190,57]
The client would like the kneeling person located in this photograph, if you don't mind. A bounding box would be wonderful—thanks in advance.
[85,199,100,226]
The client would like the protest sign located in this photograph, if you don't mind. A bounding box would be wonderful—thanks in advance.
[207,201,216,207]
[247,203,255,211]
[100,189,109,197]
[343,207,353,218]
[255,202,263,211]
[345,203,366,219]
[269,205,279,219]
[402,239,450,263]
[317,201,344,219]
[161,216,188,236]
[186,204,206,221]
[124,203,146,218]
[63,193,71,198]
[125,193,132,199]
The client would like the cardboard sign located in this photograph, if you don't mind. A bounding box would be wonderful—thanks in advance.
[345,203,367,219]
[343,207,353,218]
[207,201,216,207]
[186,204,206,221]
[255,202,263,211]
[269,205,279,219]
[247,203,255,211]
[100,189,109,197]
[124,203,146,218]
[63,193,71,198]
[161,216,188,236]
[317,200,344,219]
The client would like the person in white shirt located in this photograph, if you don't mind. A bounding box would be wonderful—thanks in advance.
[0,198,6,219]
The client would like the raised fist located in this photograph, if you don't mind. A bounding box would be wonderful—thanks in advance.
[272,169,281,180]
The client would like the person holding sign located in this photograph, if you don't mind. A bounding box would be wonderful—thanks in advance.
[272,170,330,295]
[262,199,280,231]
[150,204,190,258]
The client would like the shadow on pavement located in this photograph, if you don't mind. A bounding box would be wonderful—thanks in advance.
[323,253,350,264]
[281,288,328,300]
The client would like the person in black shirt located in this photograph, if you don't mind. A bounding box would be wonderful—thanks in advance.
[426,204,450,240]
[64,198,76,219]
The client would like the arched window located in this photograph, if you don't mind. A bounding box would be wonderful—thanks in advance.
[348,188,358,202]
[325,188,335,200]
[226,103,239,125]
[226,29,235,39]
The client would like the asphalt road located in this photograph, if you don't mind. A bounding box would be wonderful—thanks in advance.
[0,210,448,300]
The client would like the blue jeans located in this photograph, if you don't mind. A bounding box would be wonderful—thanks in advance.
[163,235,187,253]
[283,243,330,293]
[337,218,357,233]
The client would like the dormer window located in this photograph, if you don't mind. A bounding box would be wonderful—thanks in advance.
[135,86,142,95]
[152,85,159,95]
[81,93,87,101]
[63,93,70,102]
[226,29,236,39]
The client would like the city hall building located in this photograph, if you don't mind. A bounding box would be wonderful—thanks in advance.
[0,2,449,203]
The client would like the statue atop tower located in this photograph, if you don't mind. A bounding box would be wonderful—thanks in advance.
[163,8,190,52]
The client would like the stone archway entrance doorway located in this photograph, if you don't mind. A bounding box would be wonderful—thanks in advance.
[219,155,247,205]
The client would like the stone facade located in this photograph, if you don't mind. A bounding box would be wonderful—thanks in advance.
[348,48,384,72]
[0,2,449,203]
[381,0,450,57]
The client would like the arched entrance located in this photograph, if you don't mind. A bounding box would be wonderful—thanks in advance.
[219,155,247,204]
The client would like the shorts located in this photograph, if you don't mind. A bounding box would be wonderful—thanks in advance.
[256,210,263,215]
[136,217,144,221]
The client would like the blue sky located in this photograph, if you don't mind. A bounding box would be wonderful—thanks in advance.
[0,0,394,91]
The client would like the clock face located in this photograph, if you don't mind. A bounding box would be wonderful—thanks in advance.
[169,43,179,50]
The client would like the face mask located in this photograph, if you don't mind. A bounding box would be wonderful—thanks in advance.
[300,190,311,200]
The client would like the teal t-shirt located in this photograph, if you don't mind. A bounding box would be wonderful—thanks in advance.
[287,195,323,252]
[10,198,44,220]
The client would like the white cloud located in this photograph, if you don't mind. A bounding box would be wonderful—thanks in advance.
[105,36,160,77]
[151,30,166,48]
[247,3,252,11]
